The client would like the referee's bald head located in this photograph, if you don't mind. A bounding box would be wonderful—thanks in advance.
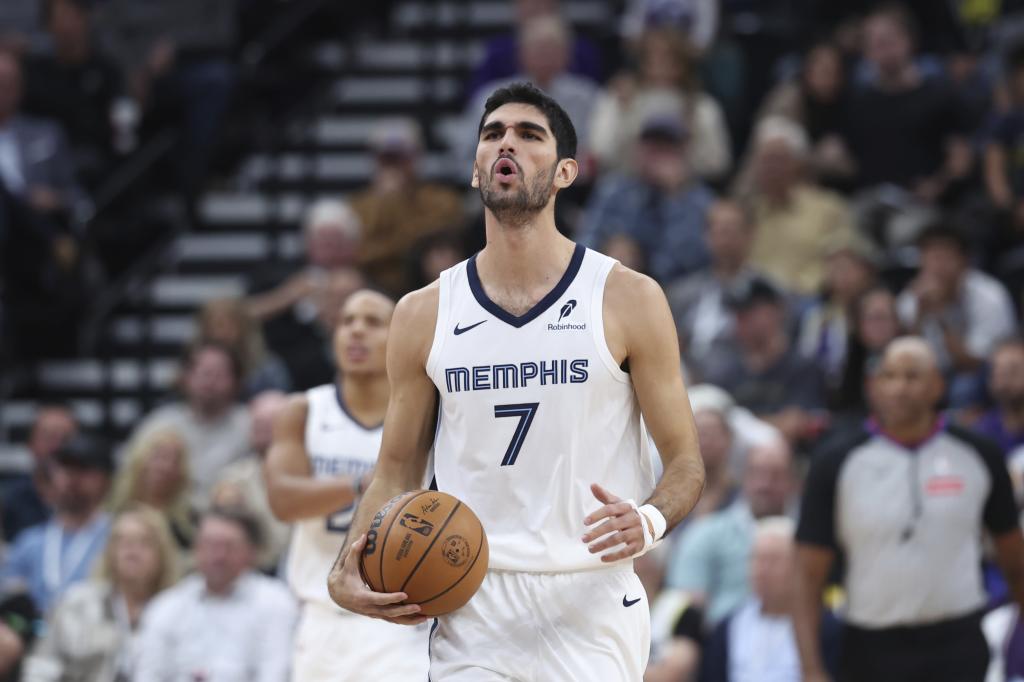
[881,336,939,373]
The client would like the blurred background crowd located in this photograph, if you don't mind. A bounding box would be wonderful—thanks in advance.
[4,0,1024,680]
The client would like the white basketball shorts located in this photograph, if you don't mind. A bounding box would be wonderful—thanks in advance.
[291,601,430,682]
[429,566,650,681]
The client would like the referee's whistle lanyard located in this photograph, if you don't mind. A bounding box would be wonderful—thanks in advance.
[901,453,923,543]
[42,515,110,596]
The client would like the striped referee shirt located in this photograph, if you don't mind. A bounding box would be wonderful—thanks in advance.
[797,420,1018,628]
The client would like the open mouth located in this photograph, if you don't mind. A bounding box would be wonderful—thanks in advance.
[494,158,518,178]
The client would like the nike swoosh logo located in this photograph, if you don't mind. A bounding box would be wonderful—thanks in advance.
[454,320,486,335]
[622,595,641,608]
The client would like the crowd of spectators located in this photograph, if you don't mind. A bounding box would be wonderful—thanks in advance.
[10,0,1024,680]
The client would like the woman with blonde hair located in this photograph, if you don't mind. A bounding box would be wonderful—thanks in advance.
[196,297,291,398]
[589,26,731,180]
[22,505,180,682]
[109,428,195,549]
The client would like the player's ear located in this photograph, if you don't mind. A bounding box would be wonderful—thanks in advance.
[471,163,481,189]
[553,158,578,189]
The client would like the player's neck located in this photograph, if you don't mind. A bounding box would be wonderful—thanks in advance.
[478,212,575,289]
[338,374,389,426]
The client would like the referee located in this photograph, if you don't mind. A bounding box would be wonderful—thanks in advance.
[794,336,1024,682]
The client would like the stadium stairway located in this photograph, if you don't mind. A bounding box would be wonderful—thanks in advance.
[1,1,616,459]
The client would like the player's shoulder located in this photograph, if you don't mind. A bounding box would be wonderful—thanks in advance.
[395,280,441,326]
[603,261,671,327]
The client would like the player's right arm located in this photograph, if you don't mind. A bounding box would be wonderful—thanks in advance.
[326,284,439,625]
[263,396,369,522]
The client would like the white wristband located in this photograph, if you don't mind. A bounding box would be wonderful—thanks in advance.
[625,500,667,557]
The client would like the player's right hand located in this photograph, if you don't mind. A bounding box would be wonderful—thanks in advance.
[327,534,428,626]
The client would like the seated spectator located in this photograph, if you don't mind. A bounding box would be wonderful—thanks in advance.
[619,0,719,54]
[462,16,599,175]
[95,0,239,193]
[127,342,250,508]
[844,4,972,203]
[984,41,1024,282]
[210,390,291,573]
[21,0,121,188]
[22,505,179,682]
[109,427,195,549]
[196,297,291,399]
[1,405,76,541]
[971,338,1024,455]
[0,435,112,613]
[745,42,856,190]
[666,439,797,626]
[897,222,1016,406]
[409,231,467,290]
[690,404,740,521]
[589,27,731,180]
[579,114,714,283]
[667,199,764,369]
[739,117,855,297]
[133,508,298,682]
[465,0,602,99]
[349,119,463,296]
[834,286,903,415]
[247,199,364,390]
[0,48,88,224]
[700,517,840,681]
[797,234,881,393]
[688,384,783,478]
[701,276,828,444]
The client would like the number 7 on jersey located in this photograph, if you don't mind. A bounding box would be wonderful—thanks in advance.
[494,403,539,466]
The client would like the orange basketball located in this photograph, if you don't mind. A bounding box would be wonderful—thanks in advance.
[359,490,488,617]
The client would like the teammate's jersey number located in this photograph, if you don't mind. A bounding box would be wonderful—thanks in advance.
[326,503,355,533]
[495,403,539,466]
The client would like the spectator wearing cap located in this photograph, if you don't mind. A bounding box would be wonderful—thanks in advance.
[797,233,881,396]
[579,112,714,283]
[133,508,297,682]
[589,26,731,180]
[738,116,855,298]
[701,276,828,444]
[700,517,841,682]
[349,118,463,297]
[0,435,113,613]
[247,198,365,390]
[666,199,767,370]
[0,405,77,542]
[666,439,798,626]
[126,342,250,509]
[794,337,1024,682]
[897,222,1016,407]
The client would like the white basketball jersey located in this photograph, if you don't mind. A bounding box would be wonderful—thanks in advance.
[426,244,656,572]
[287,383,381,606]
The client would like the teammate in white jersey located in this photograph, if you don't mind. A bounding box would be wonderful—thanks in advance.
[266,290,429,681]
[327,83,705,681]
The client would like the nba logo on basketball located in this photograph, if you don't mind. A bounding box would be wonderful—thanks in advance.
[399,513,435,537]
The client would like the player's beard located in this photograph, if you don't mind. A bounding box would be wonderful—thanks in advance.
[478,159,557,228]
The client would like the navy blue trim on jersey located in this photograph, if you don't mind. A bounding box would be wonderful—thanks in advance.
[334,382,384,431]
[467,243,586,328]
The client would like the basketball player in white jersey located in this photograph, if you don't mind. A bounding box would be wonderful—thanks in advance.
[265,289,429,681]
[327,83,705,680]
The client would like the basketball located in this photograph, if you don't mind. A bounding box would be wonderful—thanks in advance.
[359,490,488,617]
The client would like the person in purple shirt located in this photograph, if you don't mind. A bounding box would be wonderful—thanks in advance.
[973,337,1024,455]
[464,0,602,99]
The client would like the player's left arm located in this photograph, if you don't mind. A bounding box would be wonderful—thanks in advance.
[582,266,705,562]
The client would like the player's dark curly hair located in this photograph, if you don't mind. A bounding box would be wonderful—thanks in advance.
[478,82,578,161]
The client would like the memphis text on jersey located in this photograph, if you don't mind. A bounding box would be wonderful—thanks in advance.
[444,359,590,393]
